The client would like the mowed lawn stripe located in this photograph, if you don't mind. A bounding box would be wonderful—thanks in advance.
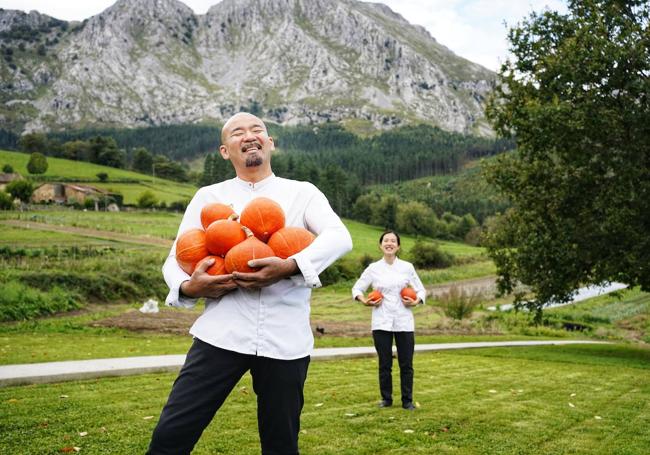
[1,346,649,454]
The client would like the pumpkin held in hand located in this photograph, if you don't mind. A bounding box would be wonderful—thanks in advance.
[225,226,276,273]
[267,227,315,259]
[200,203,236,230]
[400,287,417,301]
[196,255,228,276]
[175,228,208,274]
[205,214,247,256]
[240,197,285,242]
[367,290,383,302]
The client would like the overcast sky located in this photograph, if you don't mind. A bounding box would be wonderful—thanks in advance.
[0,0,567,71]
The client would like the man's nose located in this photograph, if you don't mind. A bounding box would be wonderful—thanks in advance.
[243,130,257,140]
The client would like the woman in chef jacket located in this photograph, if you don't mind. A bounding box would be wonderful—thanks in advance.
[352,230,426,411]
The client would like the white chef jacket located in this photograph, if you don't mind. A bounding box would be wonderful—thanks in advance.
[163,174,352,360]
[351,257,426,332]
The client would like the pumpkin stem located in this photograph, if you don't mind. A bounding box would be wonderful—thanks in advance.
[241,225,255,238]
[227,213,239,221]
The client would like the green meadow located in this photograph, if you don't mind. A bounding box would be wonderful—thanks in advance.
[0,149,196,205]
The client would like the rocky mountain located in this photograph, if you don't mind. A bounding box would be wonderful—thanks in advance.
[0,0,495,135]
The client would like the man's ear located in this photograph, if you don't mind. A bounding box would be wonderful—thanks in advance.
[268,136,275,150]
[219,145,230,160]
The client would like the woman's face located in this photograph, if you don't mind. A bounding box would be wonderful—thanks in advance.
[380,233,400,256]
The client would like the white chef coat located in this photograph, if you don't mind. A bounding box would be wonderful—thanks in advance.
[163,174,352,360]
[351,257,426,332]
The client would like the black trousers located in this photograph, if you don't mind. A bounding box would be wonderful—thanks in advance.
[372,330,414,405]
[147,338,310,455]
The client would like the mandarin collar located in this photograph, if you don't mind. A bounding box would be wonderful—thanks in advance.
[381,257,399,266]
[235,173,276,190]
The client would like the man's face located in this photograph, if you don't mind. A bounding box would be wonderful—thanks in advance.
[219,113,274,172]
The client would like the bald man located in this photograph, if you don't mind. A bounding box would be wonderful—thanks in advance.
[147,113,352,455]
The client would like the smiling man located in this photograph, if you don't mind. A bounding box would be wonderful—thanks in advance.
[147,112,352,455]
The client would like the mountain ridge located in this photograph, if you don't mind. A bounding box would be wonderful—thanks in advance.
[0,0,495,135]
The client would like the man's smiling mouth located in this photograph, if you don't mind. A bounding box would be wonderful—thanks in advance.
[242,143,262,152]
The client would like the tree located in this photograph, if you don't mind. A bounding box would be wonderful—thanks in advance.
[26,152,48,174]
[484,0,650,321]
[5,179,33,203]
[132,147,153,174]
[396,201,435,237]
[18,133,47,154]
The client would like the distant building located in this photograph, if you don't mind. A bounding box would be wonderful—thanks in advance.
[0,173,23,191]
[31,183,121,207]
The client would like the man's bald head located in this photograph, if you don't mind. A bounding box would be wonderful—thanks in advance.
[220,112,267,145]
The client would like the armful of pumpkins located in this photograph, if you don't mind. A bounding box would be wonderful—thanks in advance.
[177,198,314,299]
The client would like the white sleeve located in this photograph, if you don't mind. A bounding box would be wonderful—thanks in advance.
[409,263,426,305]
[163,188,208,308]
[289,187,353,288]
[351,265,373,300]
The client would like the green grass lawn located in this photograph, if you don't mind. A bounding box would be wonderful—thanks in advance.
[1,343,648,454]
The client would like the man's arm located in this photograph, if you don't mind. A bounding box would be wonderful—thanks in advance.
[232,185,352,290]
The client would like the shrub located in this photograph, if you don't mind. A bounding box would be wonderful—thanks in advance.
[137,190,158,208]
[2,163,13,173]
[0,280,81,321]
[96,172,108,182]
[410,240,454,269]
[169,199,189,211]
[0,190,13,210]
[439,286,481,320]
[27,152,48,174]
[5,179,33,203]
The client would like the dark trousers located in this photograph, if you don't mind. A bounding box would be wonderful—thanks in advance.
[372,330,414,405]
[147,338,310,455]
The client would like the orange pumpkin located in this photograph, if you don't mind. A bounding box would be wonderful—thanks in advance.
[200,203,236,230]
[367,290,383,302]
[267,227,315,259]
[225,226,276,273]
[175,228,208,272]
[205,214,247,256]
[240,197,285,242]
[178,260,196,275]
[400,287,417,301]
[196,255,228,276]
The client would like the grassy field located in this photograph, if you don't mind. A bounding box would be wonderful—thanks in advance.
[0,149,196,205]
[1,343,648,454]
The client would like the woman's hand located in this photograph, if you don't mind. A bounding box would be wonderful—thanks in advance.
[358,295,382,307]
[401,296,419,307]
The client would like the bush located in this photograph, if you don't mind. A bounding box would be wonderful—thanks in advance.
[169,199,189,211]
[0,280,81,321]
[27,152,48,174]
[410,240,454,269]
[2,163,13,173]
[5,179,33,203]
[439,286,481,320]
[0,190,13,210]
[137,190,158,209]
[96,172,108,182]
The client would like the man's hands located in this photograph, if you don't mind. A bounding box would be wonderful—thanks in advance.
[232,257,298,289]
[180,256,299,298]
[180,258,237,299]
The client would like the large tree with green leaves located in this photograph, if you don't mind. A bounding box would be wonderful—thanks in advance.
[484,0,650,321]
